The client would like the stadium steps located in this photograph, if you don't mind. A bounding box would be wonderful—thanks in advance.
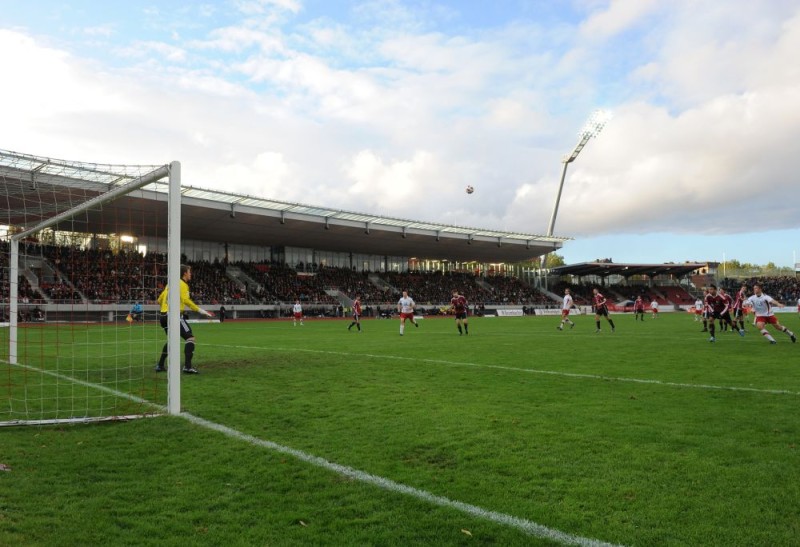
[44,259,88,303]
[368,273,395,293]
[226,265,263,295]
[538,287,563,305]
[326,289,354,308]
[18,258,52,303]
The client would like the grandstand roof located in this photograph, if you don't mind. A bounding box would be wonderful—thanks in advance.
[1,150,567,263]
[550,261,706,279]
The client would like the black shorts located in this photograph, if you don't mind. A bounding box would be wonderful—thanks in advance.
[454,311,467,320]
[595,306,609,317]
[733,308,743,319]
[352,313,360,321]
[160,312,193,339]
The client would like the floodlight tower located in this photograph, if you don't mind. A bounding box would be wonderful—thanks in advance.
[541,109,609,271]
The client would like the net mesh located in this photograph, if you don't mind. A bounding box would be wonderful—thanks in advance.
[1,149,170,425]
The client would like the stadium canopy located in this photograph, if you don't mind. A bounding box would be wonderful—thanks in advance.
[1,149,568,264]
[550,261,706,279]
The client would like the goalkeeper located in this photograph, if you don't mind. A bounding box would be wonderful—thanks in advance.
[154,264,214,374]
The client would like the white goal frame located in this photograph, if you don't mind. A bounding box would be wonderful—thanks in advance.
[3,154,183,425]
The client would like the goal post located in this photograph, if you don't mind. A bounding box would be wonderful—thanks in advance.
[1,150,182,426]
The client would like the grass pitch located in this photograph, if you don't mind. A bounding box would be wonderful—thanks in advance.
[2,312,799,545]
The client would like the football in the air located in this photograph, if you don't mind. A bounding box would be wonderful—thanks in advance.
[465,185,474,194]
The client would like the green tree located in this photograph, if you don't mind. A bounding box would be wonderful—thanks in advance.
[544,253,566,268]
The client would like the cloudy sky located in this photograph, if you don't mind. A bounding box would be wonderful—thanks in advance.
[2,0,800,267]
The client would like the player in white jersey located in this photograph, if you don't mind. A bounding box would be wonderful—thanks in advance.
[557,288,575,330]
[650,299,659,319]
[694,297,704,322]
[744,284,796,344]
[397,290,419,335]
[292,300,303,326]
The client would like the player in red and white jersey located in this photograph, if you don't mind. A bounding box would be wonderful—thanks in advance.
[633,295,645,322]
[744,284,796,344]
[450,290,469,335]
[693,296,704,323]
[699,288,712,332]
[650,298,659,319]
[292,300,304,326]
[397,290,419,335]
[348,294,362,332]
[591,288,616,333]
[557,288,575,330]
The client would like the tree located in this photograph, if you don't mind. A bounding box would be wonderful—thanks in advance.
[544,253,566,268]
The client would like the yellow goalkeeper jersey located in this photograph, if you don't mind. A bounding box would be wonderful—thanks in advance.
[157,279,201,313]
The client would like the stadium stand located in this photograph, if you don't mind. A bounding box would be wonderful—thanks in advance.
[722,276,800,302]
[657,285,694,305]
[5,242,557,310]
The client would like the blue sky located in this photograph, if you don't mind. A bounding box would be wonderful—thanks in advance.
[2,0,800,267]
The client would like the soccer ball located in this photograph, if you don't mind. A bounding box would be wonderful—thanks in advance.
[465,185,474,194]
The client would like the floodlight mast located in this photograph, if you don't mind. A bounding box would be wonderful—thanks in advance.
[540,110,608,271]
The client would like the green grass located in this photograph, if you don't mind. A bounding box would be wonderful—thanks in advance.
[2,313,800,545]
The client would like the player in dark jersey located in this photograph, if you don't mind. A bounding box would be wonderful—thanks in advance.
[731,284,747,332]
[704,284,743,342]
[633,296,645,321]
[592,288,616,333]
[450,290,469,335]
[718,288,735,332]
[347,294,362,332]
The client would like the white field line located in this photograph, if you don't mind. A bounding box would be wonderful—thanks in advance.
[0,360,165,426]
[2,358,622,545]
[3,361,163,409]
[211,344,800,397]
[182,412,622,547]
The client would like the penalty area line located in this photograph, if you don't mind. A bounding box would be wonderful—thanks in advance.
[181,412,622,547]
[210,344,800,397]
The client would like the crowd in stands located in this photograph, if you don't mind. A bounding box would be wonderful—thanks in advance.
[38,244,167,303]
[1,241,44,305]
[482,276,551,305]
[187,260,248,305]
[237,262,339,305]
[552,282,693,307]
[10,242,798,315]
[3,242,558,309]
[722,276,800,303]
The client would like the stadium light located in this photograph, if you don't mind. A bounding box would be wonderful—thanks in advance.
[540,109,610,271]
[546,109,609,238]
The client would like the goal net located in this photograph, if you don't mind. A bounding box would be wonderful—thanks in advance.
[1,149,182,426]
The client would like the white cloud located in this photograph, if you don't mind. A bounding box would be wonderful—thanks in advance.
[0,30,130,123]
[118,41,187,63]
[579,0,660,39]
[83,24,114,38]
[191,26,287,54]
[3,0,800,256]
[235,0,301,16]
